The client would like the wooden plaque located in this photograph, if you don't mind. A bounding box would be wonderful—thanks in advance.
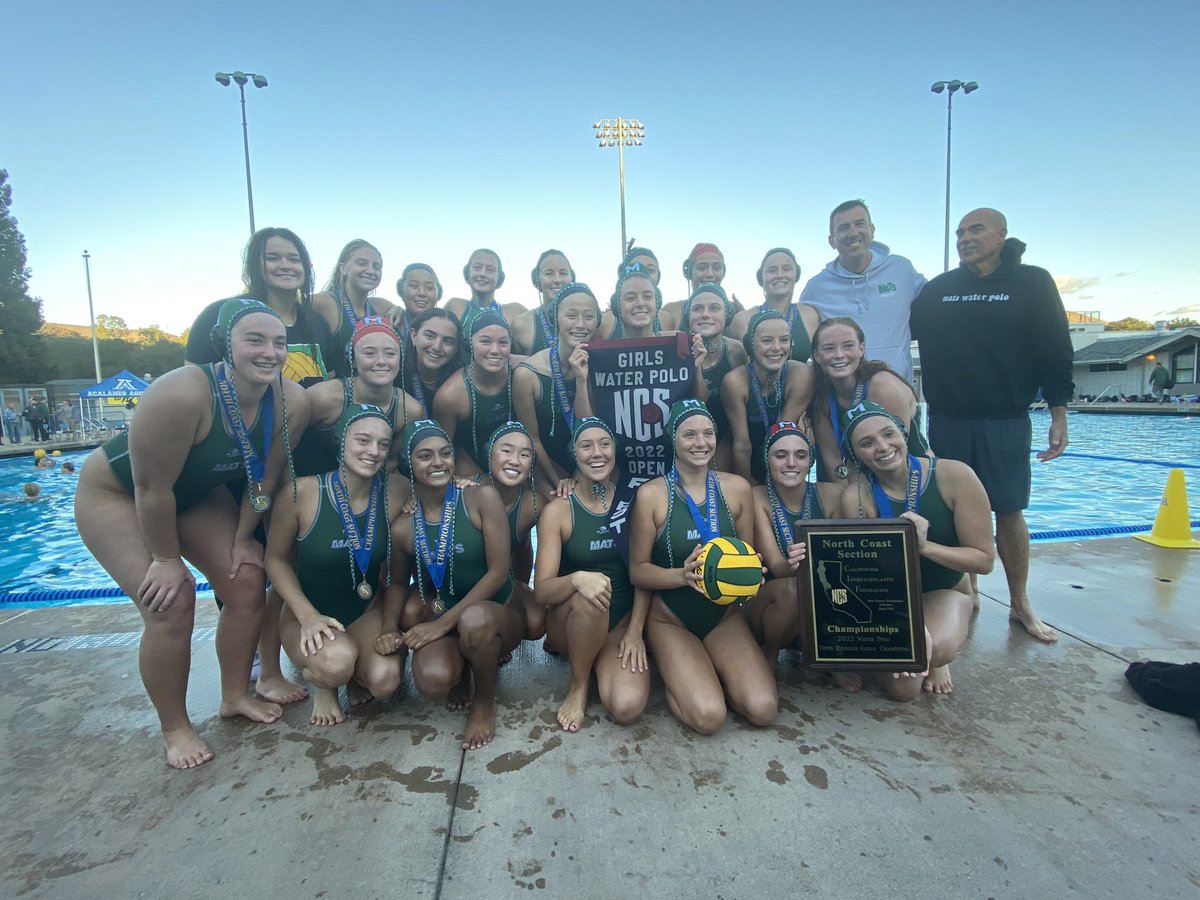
[796,518,927,671]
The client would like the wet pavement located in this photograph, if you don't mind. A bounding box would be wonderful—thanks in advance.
[0,537,1196,899]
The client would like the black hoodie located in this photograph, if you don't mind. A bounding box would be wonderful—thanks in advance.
[910,238,1074,417]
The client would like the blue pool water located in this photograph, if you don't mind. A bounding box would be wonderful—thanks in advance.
[0,411,1196,601]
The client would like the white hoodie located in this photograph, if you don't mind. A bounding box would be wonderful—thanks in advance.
[799,242,926,383]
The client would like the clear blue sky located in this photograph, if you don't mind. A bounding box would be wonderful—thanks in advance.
[4,1,1197,335]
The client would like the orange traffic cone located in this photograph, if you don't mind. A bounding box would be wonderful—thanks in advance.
[1135,468,1200,549]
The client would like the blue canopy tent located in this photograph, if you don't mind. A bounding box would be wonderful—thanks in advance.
[78,370,150,432]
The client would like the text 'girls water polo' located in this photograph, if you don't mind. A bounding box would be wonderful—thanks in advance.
[694,537,763,606]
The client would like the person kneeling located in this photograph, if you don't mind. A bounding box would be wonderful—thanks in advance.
[837,401,995,700]
[376,420,525,750]
[266,405,409,725]
[630,400,777,734]
[535,418,651,732]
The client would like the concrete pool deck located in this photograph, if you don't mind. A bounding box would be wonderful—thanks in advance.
[1,537,1196,899]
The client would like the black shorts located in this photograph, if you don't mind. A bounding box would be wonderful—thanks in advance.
[928,413,1031,514]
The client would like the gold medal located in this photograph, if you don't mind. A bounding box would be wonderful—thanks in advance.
[356,581,373,601]
[432,598,445,615]
[250,490,271,512]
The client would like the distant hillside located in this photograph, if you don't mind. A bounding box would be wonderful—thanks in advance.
[41,323,186,343]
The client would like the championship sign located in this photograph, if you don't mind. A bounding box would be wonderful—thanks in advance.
[796,518,926,671]
[586,334,695,489]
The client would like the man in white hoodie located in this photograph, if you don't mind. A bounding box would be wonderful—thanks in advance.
[800,200,926,383]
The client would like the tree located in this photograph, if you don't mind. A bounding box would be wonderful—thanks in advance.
[136,324,165,345]
[95,314,128,337]
[1105,316,1153,332]
[0,169,51,382]
[1166,317,1199,329]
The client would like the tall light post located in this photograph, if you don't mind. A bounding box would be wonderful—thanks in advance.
[215,70,268,235]
[930,79,979,271]
[82,251,102,383]
[593,117,645,257]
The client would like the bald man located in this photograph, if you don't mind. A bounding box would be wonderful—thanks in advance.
[911,208,1073,647]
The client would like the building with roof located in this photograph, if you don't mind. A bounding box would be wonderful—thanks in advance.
[1072,326,1200,399]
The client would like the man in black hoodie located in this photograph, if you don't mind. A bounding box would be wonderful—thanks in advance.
[911,208,1073,645]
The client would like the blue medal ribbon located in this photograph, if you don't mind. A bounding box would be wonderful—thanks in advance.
[670,466,719,543]
[549,345,575,433]
[415,485,458,591]
[330,471,381,588]
[339,287,377,334]
[215,364,273,486]
[869,455,923,517]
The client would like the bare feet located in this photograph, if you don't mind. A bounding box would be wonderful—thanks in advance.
[347,679,373,708]
[446,671,472,711]
[219,694,283,724]
[163,725,214,770]
[557,684,588,732]
[256,674,308,705]
[923,665,953,694]
[1011,606,1058,643]
[310,687,348,726]
[832,672,863,693]
[463,699,496,749]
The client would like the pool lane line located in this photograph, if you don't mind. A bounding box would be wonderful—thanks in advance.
[1032,450,1200,469]
[1030,520,1200,542]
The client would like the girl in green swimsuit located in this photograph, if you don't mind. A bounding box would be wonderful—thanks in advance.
[629,400,777,735]
[511,249,575,356]
[597,264,662,340]
[838,401,995,700]
[432,311,514,477]
[311,240,395,373]
[298,317,423,476]
[376,421,525,751]
[513,283,601,487]
[400,308,462,412]
[75,299,308,769]
[748,422,844,660]
[393,263,442,337]
[722,308,814,485]
[809,316,929,485]
[266,405,410,727]
[475,421,550,640]
[535,418,652,733]
[682,283,746,472]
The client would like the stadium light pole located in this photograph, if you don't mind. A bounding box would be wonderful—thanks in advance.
[215,70,268,235]
[82,251,102,383]
[930,80,979,271]
[593,118,645,258]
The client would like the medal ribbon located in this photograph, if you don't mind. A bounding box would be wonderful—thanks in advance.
[768,481,815,554]
[330,471,381,585]
[549,345,575,432]
[829,380,867,454]
[869,455,923,518]
[339,288,377,334]
[215,364,272,486]
[415,485,457,590]
[670,466,719,543]
[749,361,787,431]
[535,306,555,345]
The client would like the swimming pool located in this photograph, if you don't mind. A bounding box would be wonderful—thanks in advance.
[1,412,1196,603]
